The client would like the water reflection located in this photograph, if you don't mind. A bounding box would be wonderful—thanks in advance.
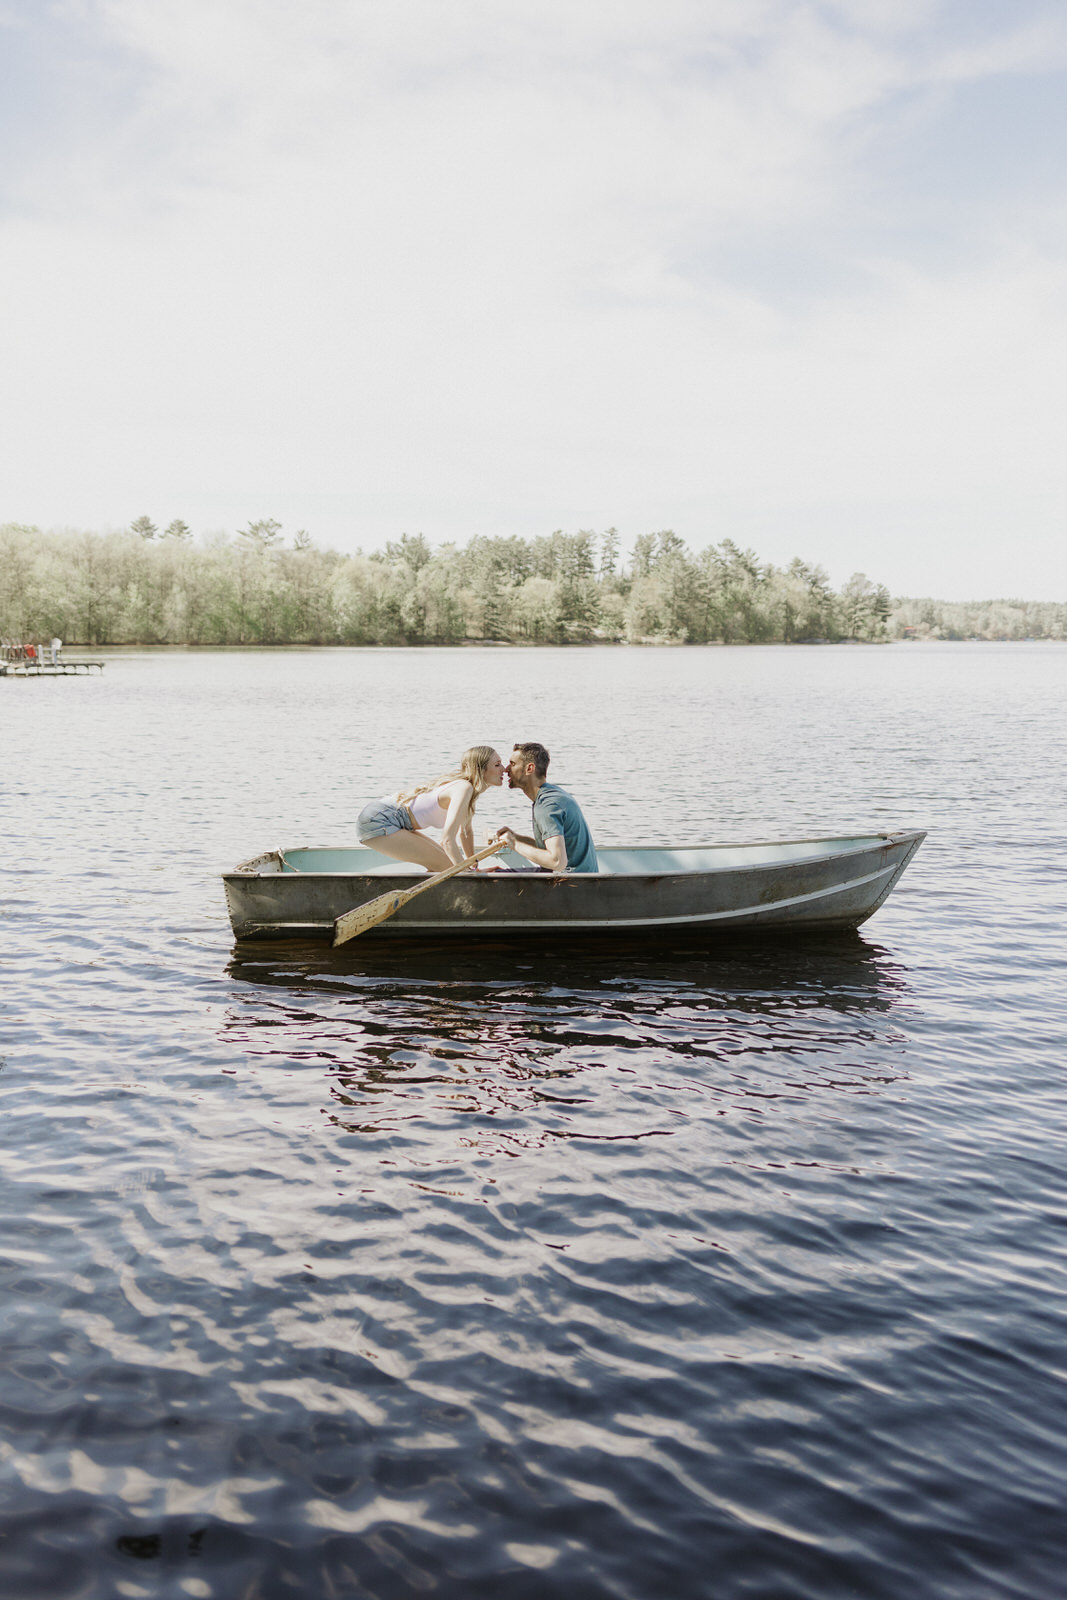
[223,933,913,1161]
[226,926,907,998]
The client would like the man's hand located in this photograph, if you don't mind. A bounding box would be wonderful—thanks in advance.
[493,829,567,872]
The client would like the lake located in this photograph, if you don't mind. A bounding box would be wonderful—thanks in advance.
[2,642,1066,1598]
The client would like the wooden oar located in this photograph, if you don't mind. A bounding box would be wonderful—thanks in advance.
[332,839,506,946]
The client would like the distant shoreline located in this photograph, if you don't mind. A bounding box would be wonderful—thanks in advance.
[3,523,1063,645]
[42,636,1064,651]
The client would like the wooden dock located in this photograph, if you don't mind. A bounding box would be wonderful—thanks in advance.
[2,659,106,677]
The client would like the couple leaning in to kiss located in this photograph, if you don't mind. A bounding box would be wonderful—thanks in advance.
[356,742,597,877]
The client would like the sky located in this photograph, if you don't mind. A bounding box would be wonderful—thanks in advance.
[2,0,1066,598]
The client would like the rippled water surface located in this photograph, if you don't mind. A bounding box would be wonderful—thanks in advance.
[3,643,1067,1598]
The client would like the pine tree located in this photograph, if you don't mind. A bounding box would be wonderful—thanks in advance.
[238,519,283,547]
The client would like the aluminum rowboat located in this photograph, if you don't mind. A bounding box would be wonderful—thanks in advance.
[223,831,925,941]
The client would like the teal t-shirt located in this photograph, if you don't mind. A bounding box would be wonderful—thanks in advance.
[531,784,598,873]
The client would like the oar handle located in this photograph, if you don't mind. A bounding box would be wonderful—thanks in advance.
[404,837,506,896]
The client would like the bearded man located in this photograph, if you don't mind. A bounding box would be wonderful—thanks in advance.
[493,741,598,873]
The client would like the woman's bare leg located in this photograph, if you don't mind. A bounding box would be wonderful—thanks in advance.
[368,830,454,872]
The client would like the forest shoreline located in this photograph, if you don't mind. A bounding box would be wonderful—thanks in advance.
[26,636,1062,652]
[3,522,1064,646]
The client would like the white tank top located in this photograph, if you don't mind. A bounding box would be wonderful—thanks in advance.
[408,787,451,829]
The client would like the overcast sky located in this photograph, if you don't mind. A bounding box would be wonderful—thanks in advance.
[2,0,1066,597]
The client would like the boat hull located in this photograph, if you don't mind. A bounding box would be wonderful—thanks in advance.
[223,832,925,941]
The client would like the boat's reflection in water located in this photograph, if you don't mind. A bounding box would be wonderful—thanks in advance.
[224,931,914,1158]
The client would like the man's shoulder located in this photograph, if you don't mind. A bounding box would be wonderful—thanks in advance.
[535,783,578,809]
[535,785,589,827]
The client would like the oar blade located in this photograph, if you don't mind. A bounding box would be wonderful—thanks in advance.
[333,890,407,946]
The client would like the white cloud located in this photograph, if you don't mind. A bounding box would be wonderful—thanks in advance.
[2,0,1067,595]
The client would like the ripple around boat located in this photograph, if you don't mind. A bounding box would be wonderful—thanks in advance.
[223,830,926,941]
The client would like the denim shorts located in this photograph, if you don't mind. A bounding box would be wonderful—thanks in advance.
[357,799,415,842]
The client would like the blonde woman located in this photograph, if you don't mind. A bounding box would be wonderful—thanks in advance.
[357,746,506,872]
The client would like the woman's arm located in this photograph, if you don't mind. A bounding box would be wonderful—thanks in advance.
[439,780,475,865]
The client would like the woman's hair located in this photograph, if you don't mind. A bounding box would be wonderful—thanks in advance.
[398,745,498,816]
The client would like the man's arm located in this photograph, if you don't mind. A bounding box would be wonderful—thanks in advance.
[495,827,566,872]
[494,828,535,848]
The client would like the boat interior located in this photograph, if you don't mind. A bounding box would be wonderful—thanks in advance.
[251,836,898,878]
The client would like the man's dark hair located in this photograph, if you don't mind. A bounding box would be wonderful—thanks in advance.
[513,741,550,779]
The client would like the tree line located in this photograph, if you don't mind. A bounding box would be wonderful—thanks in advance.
[0,520,1062,646]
